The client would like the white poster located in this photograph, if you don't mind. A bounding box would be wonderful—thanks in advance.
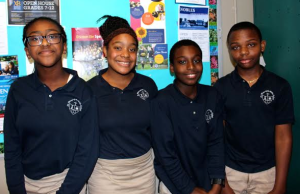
[178,5,210,62]
[0,2,8,55]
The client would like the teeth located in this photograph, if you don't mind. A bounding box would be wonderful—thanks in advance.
[187,74,196,78]
[118,61,130,65]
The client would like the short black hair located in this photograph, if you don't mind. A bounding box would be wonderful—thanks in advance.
[169,39,202,64]
[23,17,67,47]
[227,21,262,44]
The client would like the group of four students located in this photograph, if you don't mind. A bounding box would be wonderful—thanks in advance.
[4,15,294,194]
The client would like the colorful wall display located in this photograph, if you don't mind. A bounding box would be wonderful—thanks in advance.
[130,0,168,70]
[209,0,218,85]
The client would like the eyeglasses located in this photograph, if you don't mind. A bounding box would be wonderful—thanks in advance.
[24,33,63,46]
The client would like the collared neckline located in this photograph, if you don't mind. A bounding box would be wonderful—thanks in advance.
[33,68,79,92]
[232,65,268,84]
[97,68,143,91]
[170,81,202,105]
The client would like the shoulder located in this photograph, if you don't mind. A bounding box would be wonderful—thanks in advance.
[9,74,34,89]
[152,84,173,103]
[265,70,290,86]
[136,73,158,94]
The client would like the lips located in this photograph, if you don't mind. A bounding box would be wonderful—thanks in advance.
[117,61,131,66]
[239,59,251,64]
[38,49,54,56]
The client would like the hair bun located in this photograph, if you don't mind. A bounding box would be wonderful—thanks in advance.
[97,15,138,46]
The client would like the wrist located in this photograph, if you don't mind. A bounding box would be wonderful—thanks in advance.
[211,178,225,187]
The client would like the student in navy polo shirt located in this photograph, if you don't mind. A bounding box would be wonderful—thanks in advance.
[4,17,99,194]
[87,15,158,194]
[214,22,294,194]
[151,39,225,194]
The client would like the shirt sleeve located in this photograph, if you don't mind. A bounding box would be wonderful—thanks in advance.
[206,92,225,179]
[57,95,99,194]
[275,82,295,125]
[151,99,196,194]
[4,84,27,194]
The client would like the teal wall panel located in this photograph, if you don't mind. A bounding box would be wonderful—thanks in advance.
[254,1,300,193]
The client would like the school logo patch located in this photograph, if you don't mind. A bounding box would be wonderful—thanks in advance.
[137,89,149,100]
[260,90,275,105]
[205,109,214,123]
[67,99,82,115]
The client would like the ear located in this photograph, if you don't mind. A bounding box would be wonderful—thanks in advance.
[170,63,175,74]
[261,40,266,52]
[24,47,32,60]
[62,42,67,54]
[103,46,107,58]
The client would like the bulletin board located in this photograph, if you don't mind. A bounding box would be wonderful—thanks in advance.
[0,0,221,153]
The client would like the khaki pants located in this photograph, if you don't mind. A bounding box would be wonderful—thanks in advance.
[226,166,276,194]
[25,168,86,194]
[159,181,172,194]
[88,149,156,194]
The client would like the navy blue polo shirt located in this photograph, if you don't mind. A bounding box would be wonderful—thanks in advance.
[4,68,99,194]
[151,83,225,194]
[88,68,158,159]
[214,66,295,173]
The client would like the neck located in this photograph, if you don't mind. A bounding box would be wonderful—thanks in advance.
[175,81,198,99]
[36,65,69,91]
[237,65,263,86]
[103,68,134,90]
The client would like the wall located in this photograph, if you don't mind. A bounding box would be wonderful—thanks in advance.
[0,1,255,193]
[220,0,253,76]
[254,1,300,193]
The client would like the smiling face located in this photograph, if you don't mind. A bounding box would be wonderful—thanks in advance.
[171,45,203,89]
[228,29,266,70]
[24,19,66,68]
[103,33,137,76]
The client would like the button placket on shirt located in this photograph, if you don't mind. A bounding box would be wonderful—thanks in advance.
[44,85,54,110]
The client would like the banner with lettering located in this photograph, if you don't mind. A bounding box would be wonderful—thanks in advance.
[7,0,60,25]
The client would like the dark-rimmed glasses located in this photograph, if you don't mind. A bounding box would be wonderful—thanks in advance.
[24,34,63,46]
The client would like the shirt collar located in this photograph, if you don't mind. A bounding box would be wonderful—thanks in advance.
[170,80,202,105]
[33,68,79,92]
[232,65,267,84]
[97,68,143,91]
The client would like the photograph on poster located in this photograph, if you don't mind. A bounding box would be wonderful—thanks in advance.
[0,55,19,80]
[179,7,208,30]
[136,44,168,70]
[72,28,107,81]
[209,8,216,22]
[7,0,60,25]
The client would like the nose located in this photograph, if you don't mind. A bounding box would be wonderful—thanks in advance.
[240,46,249,55]
[121,49,130,58]
[187,60,194,70]
[41,36,50,46]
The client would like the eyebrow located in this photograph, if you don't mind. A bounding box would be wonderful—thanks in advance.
[28,29,60,36]
[112,41,137,46]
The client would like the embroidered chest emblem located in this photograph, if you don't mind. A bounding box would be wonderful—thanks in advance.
[205,109,214,123]
[260,90,275,105]
[67,99,82,115]
[137,89,149,100]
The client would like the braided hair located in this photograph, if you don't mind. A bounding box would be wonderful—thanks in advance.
[97,15,138,47]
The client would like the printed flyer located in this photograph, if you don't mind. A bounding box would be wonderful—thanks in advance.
[0,55,18,154]
[130,0,168,70]
[7,0,60,25]
[209,0,219,85]
[178,5,210,62]
[72,28,106,81]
